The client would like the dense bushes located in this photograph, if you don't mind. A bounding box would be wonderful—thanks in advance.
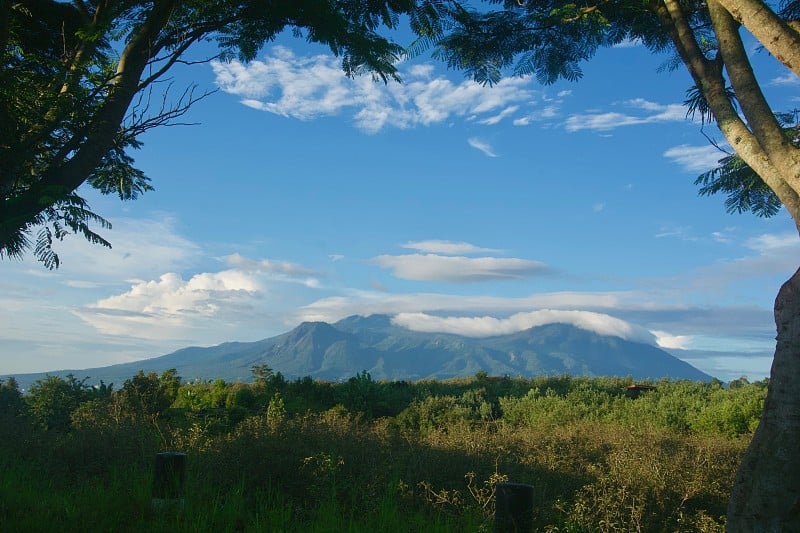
[0,370,764,530]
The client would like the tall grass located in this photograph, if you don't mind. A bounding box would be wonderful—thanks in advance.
[0,375,761,531]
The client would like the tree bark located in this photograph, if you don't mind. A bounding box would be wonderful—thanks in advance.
[727,267,800,532]
[715,0,800,78]
[656,0,800,226]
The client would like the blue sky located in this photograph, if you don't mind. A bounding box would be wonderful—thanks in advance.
[2,31,799,382]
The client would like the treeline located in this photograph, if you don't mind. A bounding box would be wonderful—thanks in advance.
[0,369,765,531]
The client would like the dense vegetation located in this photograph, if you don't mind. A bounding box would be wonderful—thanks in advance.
[0,369,765,531]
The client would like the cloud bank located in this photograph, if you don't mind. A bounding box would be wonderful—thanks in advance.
[391,310,658,344]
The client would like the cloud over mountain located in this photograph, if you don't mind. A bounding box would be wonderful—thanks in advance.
[391,310,657,344]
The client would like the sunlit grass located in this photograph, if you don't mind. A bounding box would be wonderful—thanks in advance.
[0,374,759,531]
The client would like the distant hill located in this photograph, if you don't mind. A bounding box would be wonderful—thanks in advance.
[6,314,713,390]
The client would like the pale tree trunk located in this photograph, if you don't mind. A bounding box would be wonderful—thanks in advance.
[654,4,800,525]
[715,0,800,77]
[727,267,800,532]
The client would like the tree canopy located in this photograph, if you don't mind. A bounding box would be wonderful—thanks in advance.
[0,0,454,267]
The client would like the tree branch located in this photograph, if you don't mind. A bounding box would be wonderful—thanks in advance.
[656,0,800,226]
[715,0,800,77]
[708,0,800,191]
[706,2,800,226]
[0,0,180,248]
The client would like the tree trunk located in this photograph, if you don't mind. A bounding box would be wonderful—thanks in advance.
[727,267,800,532]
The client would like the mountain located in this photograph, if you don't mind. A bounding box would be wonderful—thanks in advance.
[6,314,713,390]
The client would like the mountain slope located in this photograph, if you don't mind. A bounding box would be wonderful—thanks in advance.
[7,314,712,389]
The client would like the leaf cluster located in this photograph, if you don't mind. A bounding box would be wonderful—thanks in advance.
[428,0,692,85]
[694,110,799,218]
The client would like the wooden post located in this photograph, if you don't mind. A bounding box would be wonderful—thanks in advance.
[494,482,534,533]
[152,452,186,511]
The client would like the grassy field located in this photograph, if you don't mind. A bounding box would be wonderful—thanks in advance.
[0,373,764,531]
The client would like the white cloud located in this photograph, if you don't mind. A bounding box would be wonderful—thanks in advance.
[664,144,725,172]
[212,47,537,134]
[565,99,688,132]
[593,202,606,213]
[71,252,326,342]
[74,270,262,340]
[746,232,800,253]
[652,330,692,349]
[402,240,501,255]
[770,73,800,86]
[477,105,519,125]
[391,310,657,344]
[371,253,550,282]
[467,137,498,157]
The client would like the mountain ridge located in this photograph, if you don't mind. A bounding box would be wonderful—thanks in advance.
[5,314,713,389]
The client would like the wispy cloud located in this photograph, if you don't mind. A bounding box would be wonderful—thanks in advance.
[225,253,320,280]
[564,99,688,132]
[477,105,519,125]
[746,232,800,253]
[371,253,552,283]
[401,240,501,255]
[664,144,725,172]
[655,225,698,241]
[770,72,800,86]
[212,47,538,134]
[711,230,733,244]
[467,137,498,157]
[512,105,559,126]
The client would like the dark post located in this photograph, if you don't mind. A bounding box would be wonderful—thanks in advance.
[152,452,187,511]
[494,482,534,533]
